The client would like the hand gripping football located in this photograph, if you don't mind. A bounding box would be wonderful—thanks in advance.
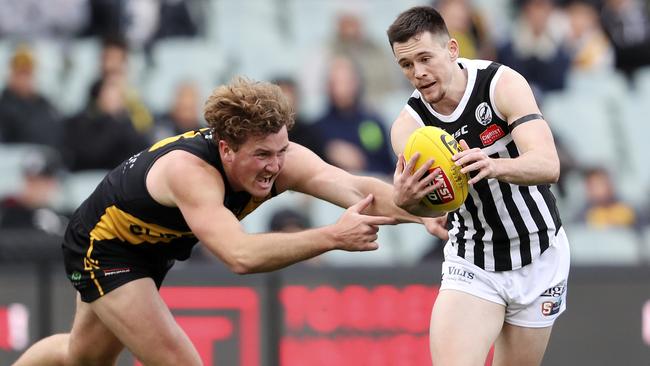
[403,126,469,212]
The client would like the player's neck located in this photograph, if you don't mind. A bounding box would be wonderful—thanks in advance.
[430,67,468,115]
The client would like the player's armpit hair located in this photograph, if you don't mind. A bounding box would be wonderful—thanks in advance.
[508,113,544,132]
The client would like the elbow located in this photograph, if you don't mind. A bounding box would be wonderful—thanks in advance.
[225,251,259,275]
[226,257,255,275]
[547,167,560,184]
[549,159,561,184]
[228,261,251,275]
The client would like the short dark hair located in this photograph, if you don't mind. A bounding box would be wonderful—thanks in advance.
[386,6,450,48]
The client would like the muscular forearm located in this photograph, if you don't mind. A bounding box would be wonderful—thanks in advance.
[494,152,559,185]
[217,228,337,274]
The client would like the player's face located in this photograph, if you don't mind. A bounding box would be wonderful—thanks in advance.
[229,126,289,198]
[393,32,457,104]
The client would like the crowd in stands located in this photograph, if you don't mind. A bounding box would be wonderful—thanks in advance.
[1,0,650,265]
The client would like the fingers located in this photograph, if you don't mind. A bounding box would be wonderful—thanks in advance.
[349,194,374,213]
[362,215,398,226]
[452,140,479,163]
[404,152,421,174]
[394,154,405,175]
[412,158,435,181]
[459,139,470,152]
[359,242,379,251]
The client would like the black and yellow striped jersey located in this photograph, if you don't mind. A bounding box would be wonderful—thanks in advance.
[66,128,276,261]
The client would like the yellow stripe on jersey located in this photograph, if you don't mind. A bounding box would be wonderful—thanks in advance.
[238,195,273,220]
[90,270,104,297]
[89,205,195,244]
[148,129,208,152]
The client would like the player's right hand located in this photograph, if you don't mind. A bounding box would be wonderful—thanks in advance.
[333,194,397,251]
[393,153,442,209]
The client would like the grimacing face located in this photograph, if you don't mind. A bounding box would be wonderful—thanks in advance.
[392,32,457,105]
[223,126,289,198]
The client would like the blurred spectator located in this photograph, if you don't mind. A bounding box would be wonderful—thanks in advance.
[149,81,203,143]
[272,76,324,157]
[82,0,159,50]
[299,11,405,116]
[574,166,642,231]
[268,208,312,233]
[313,56,394,177]
[0,45,63,150]
[154,0,204,40]
[82,0,203,51]
[434,0,497,60]
[0,0,88,41]
[563,0,615,72]
[267,207,322,266]
[0,148,67,236]
[497,0,572,96]
[600,0,650,77]
[328,12,405,104]
[63,75,149,171]
[88,34,153,134]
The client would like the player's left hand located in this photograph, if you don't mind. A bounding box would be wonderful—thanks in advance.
[453,140,498,185]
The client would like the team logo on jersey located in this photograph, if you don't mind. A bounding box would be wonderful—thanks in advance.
[475,102,492,126]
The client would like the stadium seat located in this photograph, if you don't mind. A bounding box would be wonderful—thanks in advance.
[59,170,108,213]
[31,41,65,101]
[0,143,55,197]
[542,90,621,169]
[616,92,650,200]
[565,224,645,266]
[58,39,101,114]
[142,39,226,113]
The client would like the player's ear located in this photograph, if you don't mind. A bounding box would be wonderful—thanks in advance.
[219,140,235,163]
[447,38,459,61]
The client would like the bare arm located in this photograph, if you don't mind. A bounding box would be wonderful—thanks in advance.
[148,150,394,274]
[277,143,435,222]
[453,67,560,185]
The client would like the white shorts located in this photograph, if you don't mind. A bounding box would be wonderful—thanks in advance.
[440,228,571,328]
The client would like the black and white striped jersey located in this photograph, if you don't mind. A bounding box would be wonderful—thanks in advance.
[405,58,562,271]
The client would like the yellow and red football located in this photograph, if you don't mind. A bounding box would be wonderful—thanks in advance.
[403,126,469,212]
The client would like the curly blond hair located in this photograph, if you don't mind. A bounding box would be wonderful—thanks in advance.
[204,76,295,150]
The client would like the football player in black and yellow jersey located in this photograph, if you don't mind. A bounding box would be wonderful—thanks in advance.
[14,77,441,366]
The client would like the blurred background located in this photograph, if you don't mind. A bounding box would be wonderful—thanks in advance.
[0,0,649,364]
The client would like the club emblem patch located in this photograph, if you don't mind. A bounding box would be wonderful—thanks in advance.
[475,102,492,126]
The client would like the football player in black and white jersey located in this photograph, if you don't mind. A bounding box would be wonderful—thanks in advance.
[386,6,570,366]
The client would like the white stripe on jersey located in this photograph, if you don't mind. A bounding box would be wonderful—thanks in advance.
[486,172,523,269]
[405,104,425,126]
[489,65,507,121]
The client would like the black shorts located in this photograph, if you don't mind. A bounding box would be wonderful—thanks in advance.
[62,221,175,303]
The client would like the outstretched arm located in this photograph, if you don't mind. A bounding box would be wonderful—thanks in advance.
[278,143,441,222]
[147,150,396,274]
